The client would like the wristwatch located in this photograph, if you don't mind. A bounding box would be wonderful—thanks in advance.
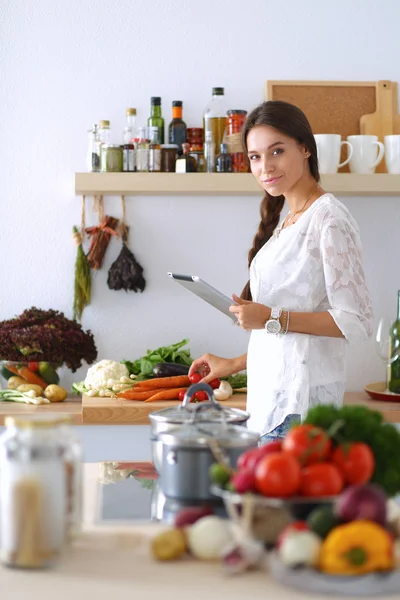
[265,307,282,334]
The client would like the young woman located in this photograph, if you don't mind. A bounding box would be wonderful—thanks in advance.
[189,100,373,443]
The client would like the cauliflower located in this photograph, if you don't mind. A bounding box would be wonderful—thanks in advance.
[84,360,129,391]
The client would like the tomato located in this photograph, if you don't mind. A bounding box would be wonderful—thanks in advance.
[282,424,331,466]
[209,379,221,389]
[255,453,301,497]
[300,463,344,497]
[189,373,202,384]
[276,521,309,548]
[331,442,375,485]
[194,391,208,402]
[28,361,39,372]
[237,440,282,471]
[177,390,186,402]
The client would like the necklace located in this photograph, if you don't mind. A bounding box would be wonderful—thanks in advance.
[275,183,319,238]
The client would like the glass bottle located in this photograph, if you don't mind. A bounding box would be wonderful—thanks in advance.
[136,127,149,172]
[204,130,215,173]
[216,143,232,173]
[98,120,111,146]
[125,108,138,140]
[86,124,100,172]
[175,142,197,173]
[0,415,68,569]
[123,127,135,172]
[168,101,187,155]
[148,97,165,144]
[149,129,161,172]
[389,290,400,393]
[57,416,83,541]
[203,87,228,160]
[227,110,248,172]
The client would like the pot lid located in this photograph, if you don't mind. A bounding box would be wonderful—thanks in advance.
[149,402,249,425]
[158,422,259,449]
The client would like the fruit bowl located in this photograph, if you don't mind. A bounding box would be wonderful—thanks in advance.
[211,484,335,546]
[0,361,64,391]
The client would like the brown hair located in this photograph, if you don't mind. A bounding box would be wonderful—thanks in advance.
[240,100,320,300]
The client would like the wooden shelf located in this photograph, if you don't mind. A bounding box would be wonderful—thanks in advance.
[75,172,400,197]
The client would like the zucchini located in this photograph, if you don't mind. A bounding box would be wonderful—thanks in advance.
[152,362,190,378]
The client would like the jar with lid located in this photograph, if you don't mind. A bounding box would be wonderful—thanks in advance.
[187,128,203,152]
[227,110,248,172]
[161,144,178,172]
[101,144,123,172]
[0,415,69,568]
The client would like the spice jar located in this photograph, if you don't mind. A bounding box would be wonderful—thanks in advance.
[161,144,178,172]
[0,415,68,568]
[227,110,248,173]
[101,144,123,172]
[187,128,203,152]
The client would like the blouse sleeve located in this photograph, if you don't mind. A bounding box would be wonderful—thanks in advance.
[320,216,373,343]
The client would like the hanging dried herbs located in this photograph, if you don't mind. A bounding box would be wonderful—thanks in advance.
[85,215,119,270]
[107,196,146,292]
[72,225,91,321]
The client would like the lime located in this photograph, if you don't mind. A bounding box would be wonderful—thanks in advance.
[307,505,341,539]
[209,463,231,486]
[38,362,59,385]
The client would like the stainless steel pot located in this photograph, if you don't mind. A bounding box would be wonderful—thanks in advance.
[158,399,259,502]
[149,382,250,474]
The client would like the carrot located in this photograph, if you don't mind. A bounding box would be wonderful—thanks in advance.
[17,366,48,388]
[144,387,189,403]
[4,364,20,376]
[117,388,170,400]
[133,375,190,391]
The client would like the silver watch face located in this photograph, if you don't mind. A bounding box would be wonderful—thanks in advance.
[266,319,281,334]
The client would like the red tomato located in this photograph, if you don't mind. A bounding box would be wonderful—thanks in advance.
[276,521,309,548]
[282,424,331,466]
[189,373,202,384]
[28,361,39,372]
[194,391,208,402]
[255,453,301,497]
[331,443,375,485]
[209,379,221,389]
[300,463,344,497]
[177,390,186,402]
[237,440,282,471]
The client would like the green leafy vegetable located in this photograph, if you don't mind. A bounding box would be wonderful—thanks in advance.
[71,381,88,395]
[304,404,400,497]
[222,372,247,390]
[122,339,193,380]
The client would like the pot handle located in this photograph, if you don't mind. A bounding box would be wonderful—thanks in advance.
[181,382,218,408]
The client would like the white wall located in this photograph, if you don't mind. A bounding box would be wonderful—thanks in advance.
[1,0,400,391]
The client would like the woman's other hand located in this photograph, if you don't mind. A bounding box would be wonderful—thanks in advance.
[229,294,270,330]
[189,354,237,384]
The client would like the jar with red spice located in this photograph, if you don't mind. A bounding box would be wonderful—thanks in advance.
[187,128,203,152]
[226,110,248,173]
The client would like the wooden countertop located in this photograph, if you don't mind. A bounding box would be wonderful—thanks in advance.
[81,391,400,425]
[0,396,82,426]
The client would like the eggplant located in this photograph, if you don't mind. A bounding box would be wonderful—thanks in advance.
[152,362,190,377]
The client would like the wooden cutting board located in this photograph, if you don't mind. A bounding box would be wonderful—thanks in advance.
[360,80,399,172]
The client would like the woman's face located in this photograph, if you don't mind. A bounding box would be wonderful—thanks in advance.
[246,125,310,196]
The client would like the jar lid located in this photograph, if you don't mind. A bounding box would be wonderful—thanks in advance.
[126,108,137,116]
[149,402,249,426]
[161,144,179,149]
[172,101,183,107]
[159,422,258,449]
[151,96,161,105]
[102,144,122,149]
[5,414,73,429]
[99,120,110,127]
[227,110,247,116]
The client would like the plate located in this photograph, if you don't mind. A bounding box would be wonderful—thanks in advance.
[268,551,400,596]
[364,382,400,403]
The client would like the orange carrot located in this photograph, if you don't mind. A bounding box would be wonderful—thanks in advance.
[117,388,170,400]
[133,375,190,391]
[17,367,48,388]
[144,387,189,403]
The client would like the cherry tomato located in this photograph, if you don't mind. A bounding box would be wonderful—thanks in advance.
[209,379,221,389]
[237,440,282,471]
[177,390,186,402]
[255,453,301,498]
[189,373,202,384]
[282,424,331,466]
[276,521,309,548]
[28,361,39,372]
[331,442,375,485]
[300,463,344,497]
[194,391,208,402]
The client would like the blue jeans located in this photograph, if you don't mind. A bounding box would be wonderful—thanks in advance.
[259,414,301,446]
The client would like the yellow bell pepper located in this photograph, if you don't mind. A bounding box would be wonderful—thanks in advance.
[319,520,394,576]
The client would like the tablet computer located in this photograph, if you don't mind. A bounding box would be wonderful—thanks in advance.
[168,273,237,321]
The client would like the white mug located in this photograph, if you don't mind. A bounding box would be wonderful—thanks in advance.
[347,135,385,174]
[384,135,400,174]
[314,134,353,174]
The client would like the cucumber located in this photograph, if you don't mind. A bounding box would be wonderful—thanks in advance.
[152,362,189,377]
[38,362,60,385]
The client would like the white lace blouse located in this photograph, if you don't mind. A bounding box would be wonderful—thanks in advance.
[246,193,373,436]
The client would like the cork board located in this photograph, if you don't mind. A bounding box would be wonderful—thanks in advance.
[266,80,378,172]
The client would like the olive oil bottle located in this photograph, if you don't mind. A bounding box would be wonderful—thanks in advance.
[389,290,400,393]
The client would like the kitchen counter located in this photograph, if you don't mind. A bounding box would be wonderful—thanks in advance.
[0,395,82,425]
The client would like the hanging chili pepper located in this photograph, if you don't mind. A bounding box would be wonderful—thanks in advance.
[85,215,119,270]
